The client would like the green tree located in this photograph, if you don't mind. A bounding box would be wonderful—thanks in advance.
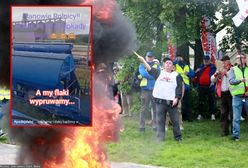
[116,56,139,95]
[116,0,166,99]
[218,0,248,53]
[159,0,225,69]
[119,0,166,60]
[117,0,248,70]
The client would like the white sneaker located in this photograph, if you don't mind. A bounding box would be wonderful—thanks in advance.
[165,127,168,132]
[197,114,202,120]
[211,114,216,121]
[241,116,245,121]
[180,126,184,130]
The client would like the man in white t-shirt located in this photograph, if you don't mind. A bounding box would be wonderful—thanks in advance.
[137,56,183,141]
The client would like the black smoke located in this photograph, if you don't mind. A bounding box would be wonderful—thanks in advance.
[2,103,74,164]
[0,1,10,88]
[92,7,137,64]
[1,0,137,166]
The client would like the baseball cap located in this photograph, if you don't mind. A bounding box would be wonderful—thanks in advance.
[146,51,154,57]
[163,57,172,63]
[221,55,230,61]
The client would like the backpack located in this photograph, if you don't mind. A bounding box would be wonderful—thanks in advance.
[132,68,141,92]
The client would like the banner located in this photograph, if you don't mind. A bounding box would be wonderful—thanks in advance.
[232,11,248,27]
[168,38,175,61]
[200,16,209,55]
[232,0,248,27]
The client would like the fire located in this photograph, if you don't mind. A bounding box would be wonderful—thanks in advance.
[82,0,116,22]
[40,76,121,168]
[43,129,109,168]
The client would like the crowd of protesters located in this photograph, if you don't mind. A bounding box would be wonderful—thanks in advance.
[113,50,248,142]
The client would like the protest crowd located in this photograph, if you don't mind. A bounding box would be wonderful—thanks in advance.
[112,50,248,142]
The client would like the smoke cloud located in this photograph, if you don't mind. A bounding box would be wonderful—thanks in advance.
[92,5,137,64]
[1,0,137,166]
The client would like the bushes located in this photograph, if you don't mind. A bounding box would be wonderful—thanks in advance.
[130,91,141,115]
[189,87,198,118]
[116,56,140,96]
[189,87,220,119]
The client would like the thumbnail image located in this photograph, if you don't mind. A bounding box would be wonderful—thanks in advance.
[11,6,91,126]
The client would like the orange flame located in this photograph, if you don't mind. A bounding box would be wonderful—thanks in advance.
[82,0,116,22]
[43,129,110,168]
[40,76,121,168]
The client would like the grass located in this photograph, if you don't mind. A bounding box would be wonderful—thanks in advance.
[107,113,248,168]
[0,136,8,144]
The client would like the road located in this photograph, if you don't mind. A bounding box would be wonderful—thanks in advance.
[0,143,18,164]
[0,143,163,168]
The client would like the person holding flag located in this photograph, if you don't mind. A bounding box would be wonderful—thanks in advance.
[211,56,233,136]
[229,54,248,141]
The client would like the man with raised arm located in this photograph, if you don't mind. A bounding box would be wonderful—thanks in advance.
[136,53,183,141]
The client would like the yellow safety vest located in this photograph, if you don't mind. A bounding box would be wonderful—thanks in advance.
[140,64,158,87]
[229,66,248,96]
[0,89,10,100]
[175,64,190,85]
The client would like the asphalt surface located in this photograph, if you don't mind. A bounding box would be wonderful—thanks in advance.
[0,143,18,164]
[0,143,163,168]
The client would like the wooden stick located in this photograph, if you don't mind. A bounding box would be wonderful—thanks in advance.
[133,51,151,71]
[133,51,142,57]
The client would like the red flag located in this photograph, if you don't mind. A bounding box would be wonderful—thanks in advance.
[168,39,175,61]
[200,17,209,54]
[211,39,216,64]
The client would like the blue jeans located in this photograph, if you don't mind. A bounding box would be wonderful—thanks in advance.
[232,95,248,139]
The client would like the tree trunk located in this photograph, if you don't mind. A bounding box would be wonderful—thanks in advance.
[177,43,189,65]
[194,38,204,70]
[175,6,189,64]
[194,18,204,71]
[156,22,164,60]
